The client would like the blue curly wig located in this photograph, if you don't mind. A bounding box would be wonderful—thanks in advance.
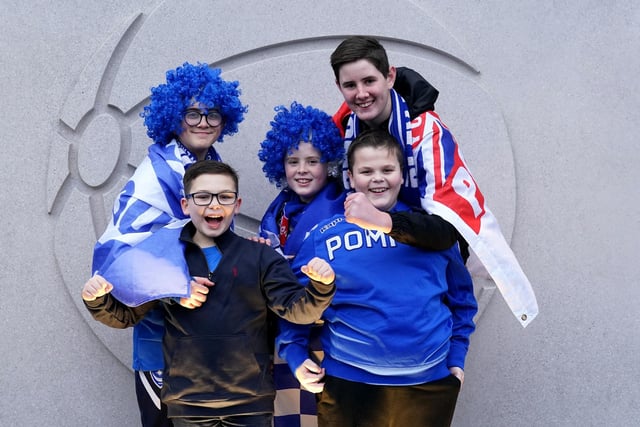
[140,62,248,145]
[258,102,344,188]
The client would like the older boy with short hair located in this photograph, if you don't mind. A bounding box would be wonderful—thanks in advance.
[83,160,336,427]
[330,35,538,326]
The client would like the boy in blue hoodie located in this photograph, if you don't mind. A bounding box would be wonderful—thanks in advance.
[277,129,477,427]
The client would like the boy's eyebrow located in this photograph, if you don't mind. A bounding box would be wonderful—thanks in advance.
[189,189,237,193]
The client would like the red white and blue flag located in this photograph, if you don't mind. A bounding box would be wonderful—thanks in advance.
[338,90,538,327]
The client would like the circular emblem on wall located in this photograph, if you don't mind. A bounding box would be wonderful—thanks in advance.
[48,2,513,367]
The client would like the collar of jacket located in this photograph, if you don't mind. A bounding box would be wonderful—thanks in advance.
[179,221,237,253]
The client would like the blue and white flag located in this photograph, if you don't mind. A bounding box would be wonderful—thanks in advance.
[99,221,191,306]
[92,139,220,306]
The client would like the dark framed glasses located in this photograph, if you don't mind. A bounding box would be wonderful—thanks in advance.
[183,109,223,127]
[186,191,238,206]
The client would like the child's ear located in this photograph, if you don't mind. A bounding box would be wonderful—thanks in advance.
[233,197,242,214]
[386,66,397,88]
[347,170,354,189]
[180,198,189,215]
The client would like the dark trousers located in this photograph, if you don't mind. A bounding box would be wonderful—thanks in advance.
[135,370,173,427]
[171,413,273,427]
[317,374,461,427]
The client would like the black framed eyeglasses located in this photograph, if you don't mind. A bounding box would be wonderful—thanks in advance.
[183,109,223,127]
[186,191,238,206]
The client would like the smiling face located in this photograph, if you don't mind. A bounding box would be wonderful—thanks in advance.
[348,145,403,212]
[181,173,241,247]
[336,59,396,128]
[178,103,224,160]
[284,141,329,203]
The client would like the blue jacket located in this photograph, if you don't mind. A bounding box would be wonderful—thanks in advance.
[277,200,477,386]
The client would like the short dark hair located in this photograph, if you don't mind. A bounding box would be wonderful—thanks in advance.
[347,129,404,173]
[183,160,239,194]
[330,36,390,81]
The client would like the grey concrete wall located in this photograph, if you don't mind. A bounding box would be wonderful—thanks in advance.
[1,0,638,425]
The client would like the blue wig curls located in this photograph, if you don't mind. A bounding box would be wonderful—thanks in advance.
[140,62,248,145]
[258,102,344,188]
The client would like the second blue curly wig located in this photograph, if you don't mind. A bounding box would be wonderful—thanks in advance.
[259,102,344,188]
[141,62,248,145]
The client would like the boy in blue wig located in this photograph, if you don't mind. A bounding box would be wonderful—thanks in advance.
[258,102,346,257]
[91,62,247,427]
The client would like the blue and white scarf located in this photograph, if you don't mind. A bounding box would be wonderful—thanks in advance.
[92,139,220,306]
[259,181,346,257]
[342,89,539,327]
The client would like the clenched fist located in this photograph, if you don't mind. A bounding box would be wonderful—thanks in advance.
[81,274,113,301]
[300,257,335,285]
[344,191,392,232]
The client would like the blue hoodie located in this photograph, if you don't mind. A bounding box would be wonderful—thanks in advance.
[277,200,477,386]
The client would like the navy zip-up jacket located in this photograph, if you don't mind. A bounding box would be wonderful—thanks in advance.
[85,222,335,418]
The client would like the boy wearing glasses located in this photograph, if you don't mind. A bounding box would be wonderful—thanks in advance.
[91,62,247,427]
[83,160,336,427]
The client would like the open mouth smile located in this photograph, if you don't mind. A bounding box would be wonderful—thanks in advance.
[205,215,223,226]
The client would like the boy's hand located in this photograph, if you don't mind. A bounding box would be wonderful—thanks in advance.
[81,274,113,301]
[179,276,215,309]
[294,358,325,393]
[344,192,392,233]
[248,235,273,246]
[449,366,464,385]
[301,257,335,285]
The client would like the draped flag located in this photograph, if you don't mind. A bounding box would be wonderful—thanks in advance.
[92,139,220,306]
[339,90,538,327]
[99,221,192,306]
